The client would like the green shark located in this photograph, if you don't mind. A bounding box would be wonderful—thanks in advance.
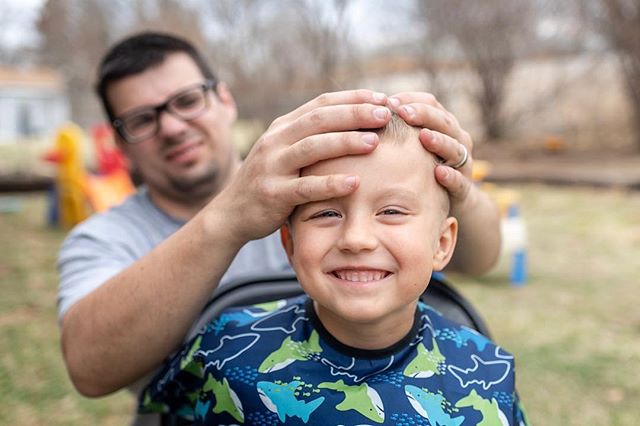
[258,330,322,373]
[141,389,167,413]
[318,379,385,424]
[455,389,509,426]
[203,373,244,423]
[403,338,445,378]
[253,299,287,312]
[179,335,204,378]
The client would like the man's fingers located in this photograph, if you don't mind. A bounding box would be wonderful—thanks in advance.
[434,165,471,201]
[281,131,379,170]
[285,174,360,205]
[388,92,443,110]
[421,129,472,178]
[280,103,391,144]
[278,89,388,124]
[393,102,459,137]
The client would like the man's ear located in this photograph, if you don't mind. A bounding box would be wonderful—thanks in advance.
[112,132,134,172]
[280,224,295,263]
[214,82,237,121]
[432,217,458,271]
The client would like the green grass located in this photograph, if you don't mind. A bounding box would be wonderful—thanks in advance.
[0,194,133,425]
[1,185,639,424]
[449,184,640,425]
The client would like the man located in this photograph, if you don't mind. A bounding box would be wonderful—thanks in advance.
[58,32,500,403]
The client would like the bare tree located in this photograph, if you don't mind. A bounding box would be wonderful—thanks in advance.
[0,2,40,65]
[293,0,355,92]
[130,0,207,53]
[38,0,111,126]
[202,0,286,119]
[580,0,640,149]
[37,0,357,127]
[37,0,210,126]
[415,0,537,141]
[202,0,357,122]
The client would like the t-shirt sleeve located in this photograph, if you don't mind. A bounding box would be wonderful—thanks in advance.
[56,225,136,322]
[138,335,206,420]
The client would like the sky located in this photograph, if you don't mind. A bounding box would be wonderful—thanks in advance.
[0,0,413,57]
[0,0,45,51]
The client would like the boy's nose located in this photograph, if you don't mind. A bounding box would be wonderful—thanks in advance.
[336,217,378,253]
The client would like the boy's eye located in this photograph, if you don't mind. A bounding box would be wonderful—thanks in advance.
[378,208,406,216]
[310,210,341,219]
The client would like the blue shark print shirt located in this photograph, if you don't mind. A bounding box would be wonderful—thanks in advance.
[140,296,529,425]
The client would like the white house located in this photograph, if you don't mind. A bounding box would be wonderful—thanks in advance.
[0,66,70,144]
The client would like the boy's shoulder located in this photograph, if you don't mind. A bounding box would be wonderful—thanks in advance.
[416,301,517,393]
[191,295,310,358]
[201,294,308,334]
[418,301,497,353]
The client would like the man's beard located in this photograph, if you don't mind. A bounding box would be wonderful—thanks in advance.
[167,165,221,201]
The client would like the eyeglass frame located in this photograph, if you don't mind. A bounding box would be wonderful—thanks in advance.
[111,79,217,144]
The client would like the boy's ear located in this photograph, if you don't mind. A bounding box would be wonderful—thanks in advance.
[432,217,458,271]
[280,224,295,262]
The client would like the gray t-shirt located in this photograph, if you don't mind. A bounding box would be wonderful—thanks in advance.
[57,185,292,321]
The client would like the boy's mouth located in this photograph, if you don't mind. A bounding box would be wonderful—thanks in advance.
[330,269,392,282]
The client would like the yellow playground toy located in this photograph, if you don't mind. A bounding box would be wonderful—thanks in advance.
[43,123,134,229]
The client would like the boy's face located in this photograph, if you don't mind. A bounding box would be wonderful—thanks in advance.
[281,137,457,336]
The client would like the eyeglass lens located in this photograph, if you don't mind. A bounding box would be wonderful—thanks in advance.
[120,83,210,142]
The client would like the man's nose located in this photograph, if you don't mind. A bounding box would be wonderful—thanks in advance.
[336,216,378,253]
[157,110,190,138]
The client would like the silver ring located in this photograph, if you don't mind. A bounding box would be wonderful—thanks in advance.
[450,145,468,169]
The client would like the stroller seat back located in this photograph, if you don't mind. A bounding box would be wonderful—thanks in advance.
[187,272,492,339]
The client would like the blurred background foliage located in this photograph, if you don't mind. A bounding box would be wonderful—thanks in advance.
[1,0,639,152]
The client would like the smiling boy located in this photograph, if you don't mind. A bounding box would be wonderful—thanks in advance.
[283,116,457,352]
[140,115,528,425]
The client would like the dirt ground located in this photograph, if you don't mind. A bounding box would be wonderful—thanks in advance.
[475,143,640,190]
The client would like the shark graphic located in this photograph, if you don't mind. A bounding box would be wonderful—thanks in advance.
[404,385,465,426]
[258,330,322,373]
[251,304,309,333]
[198,333,260,370]
[447,354,511,390]
[141,390,168,413]
[203,374,244,423]
[403,338,445,378]
[454,327,490,351]
[257,380,324,423]
[253,299,288,312]
[217,309,269,328]
[319,356,394,383]
[318,379,385,424]
[456,389,509,426]
[179,335,204,377]
[194,399,211,421]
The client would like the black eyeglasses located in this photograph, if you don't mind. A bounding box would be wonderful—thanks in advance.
[112,80,216,144]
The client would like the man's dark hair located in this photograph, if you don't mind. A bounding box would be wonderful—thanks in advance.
[96,31,217,121]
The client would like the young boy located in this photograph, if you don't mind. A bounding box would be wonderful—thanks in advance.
[139,115,529,425]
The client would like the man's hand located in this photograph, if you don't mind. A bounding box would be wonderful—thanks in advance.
[216,90,392,245]
[388,92,473,207]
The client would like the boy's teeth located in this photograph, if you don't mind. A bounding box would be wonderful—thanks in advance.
[333,270,387,282]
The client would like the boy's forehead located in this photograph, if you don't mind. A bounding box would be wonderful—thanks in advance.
[301,135,438,177]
